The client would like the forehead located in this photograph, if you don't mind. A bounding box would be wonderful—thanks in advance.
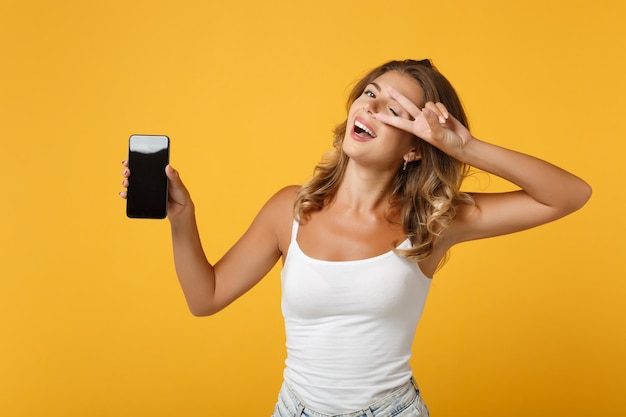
[371,70,424,106]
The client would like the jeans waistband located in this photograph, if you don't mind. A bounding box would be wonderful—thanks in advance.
[278,378,421,417]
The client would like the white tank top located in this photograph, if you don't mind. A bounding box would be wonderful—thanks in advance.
[281,220,431,413]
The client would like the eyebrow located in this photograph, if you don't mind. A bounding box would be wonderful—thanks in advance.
[369,82,381,92]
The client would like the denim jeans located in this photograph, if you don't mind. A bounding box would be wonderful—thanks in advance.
[272,378,430,417]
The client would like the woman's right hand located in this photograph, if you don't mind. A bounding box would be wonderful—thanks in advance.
[119,161,193,220]
[163,164,193,219]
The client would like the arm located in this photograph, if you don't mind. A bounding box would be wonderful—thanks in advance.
[444,138,591,243]
[122,164,289,316]
[374,87,592,245]
[166,166,292,316]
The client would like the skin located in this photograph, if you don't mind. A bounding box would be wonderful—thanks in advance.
[120,70,591,316]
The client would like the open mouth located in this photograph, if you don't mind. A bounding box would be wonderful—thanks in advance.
[354,120,377,139]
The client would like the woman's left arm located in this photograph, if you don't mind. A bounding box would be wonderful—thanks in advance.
[446,137,592,242]
[374,87,592,243]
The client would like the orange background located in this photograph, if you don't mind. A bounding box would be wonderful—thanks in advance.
[1,1,624,416]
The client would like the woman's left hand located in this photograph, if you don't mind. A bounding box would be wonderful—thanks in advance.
[373,86,474,159]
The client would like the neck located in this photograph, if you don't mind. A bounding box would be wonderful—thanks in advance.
[333,162,397,213]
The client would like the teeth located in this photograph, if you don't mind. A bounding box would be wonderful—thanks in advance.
[355,120,376,138]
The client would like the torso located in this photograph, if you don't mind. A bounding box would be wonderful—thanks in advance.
[281,215,433,413]
[277,189,445,278]
[297,203,405,261]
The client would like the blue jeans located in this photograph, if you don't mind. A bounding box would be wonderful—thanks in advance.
[272,378,430,417]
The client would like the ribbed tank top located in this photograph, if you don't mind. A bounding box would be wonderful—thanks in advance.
[281,220,431,413]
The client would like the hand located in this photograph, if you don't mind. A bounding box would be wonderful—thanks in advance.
[119,161,193,219]
[373,86,474,159]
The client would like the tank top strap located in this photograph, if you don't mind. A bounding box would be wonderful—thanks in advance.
[290,219,299,242]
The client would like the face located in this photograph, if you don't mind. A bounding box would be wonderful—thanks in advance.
[342,70,425,171]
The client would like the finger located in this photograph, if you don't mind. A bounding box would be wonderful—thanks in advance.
[165,165,178,182]
[118,191,127,199]
[122,178,129,188]
[373,112,416,133]
[434,102,450,120]
[423,102,447,124]
[421,108,444,136]
[165,165,192,206]
[122,159,128,167]
[165,165,185,190]
[387,86,422,119]
[122,168,130,177]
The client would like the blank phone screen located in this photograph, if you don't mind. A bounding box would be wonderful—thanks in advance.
[126,135,170,219]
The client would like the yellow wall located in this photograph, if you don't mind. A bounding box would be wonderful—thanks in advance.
[1,1,624,416]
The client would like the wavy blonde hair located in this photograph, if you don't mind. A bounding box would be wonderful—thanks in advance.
[294,59,474,263]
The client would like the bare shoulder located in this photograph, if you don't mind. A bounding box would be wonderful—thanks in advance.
[256,185,300,254]
[260,185,300,216]
[270,185,300,204]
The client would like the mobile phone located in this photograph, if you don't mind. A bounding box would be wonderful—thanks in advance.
[126,134,170,219]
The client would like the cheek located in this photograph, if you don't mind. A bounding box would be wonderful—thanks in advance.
[389,133,418,156]
[348,97,363,113]
[386,128,415,144]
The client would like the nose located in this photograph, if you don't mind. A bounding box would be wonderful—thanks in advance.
[363,95,385,114]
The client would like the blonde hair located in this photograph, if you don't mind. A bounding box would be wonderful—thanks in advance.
[294,59,474,263]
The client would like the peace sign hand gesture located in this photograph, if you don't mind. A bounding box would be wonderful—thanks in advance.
[373,86,475,161]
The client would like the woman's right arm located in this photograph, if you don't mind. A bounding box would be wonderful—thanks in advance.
[122,164,288,316]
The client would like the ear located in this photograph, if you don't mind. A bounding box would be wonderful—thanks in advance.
[403,150,421,163]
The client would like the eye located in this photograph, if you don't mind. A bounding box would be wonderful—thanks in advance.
[364,89,376,98]
[389,107,399,116]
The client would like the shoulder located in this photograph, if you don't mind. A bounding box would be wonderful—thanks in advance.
[263,185,300,212]
[261,185,300,255]
[273,185,301,200]
[241,185,299,251]
[254,185,300,230]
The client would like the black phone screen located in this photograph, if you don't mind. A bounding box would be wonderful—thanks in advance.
[126,134,170,219]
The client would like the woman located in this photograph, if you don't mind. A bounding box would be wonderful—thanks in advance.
[120,59,591,416]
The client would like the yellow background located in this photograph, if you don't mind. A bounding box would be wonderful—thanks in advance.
[1,0,624,416]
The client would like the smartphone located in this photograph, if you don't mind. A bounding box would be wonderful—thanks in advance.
[126,134,170,219]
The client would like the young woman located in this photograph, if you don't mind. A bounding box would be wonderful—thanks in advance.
[120,59,591,417]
